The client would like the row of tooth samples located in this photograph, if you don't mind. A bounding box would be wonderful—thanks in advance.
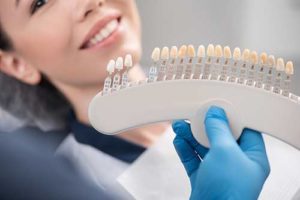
[150,44,295,98]
[103,54,133,95]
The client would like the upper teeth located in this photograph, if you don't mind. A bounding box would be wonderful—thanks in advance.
[89,19,118,45]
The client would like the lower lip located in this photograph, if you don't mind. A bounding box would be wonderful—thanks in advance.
[83,20,123,51]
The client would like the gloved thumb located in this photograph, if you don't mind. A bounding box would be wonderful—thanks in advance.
[204,106,237,148]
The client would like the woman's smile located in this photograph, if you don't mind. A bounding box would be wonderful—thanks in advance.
[80,12,123,51]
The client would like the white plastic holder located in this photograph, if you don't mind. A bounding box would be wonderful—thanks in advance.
[89,79,300,150]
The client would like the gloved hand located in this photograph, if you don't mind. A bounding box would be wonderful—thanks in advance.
[172,106,270,200]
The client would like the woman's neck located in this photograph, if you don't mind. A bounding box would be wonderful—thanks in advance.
[52,65,169,147]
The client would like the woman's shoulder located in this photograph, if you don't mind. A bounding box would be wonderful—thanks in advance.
[1,126,69,152]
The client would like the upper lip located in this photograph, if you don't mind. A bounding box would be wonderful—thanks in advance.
[80,13,121,49]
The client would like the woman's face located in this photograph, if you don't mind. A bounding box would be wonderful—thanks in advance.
[0,0,141,87]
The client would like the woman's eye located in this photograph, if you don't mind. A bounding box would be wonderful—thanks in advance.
[31,0,48,14]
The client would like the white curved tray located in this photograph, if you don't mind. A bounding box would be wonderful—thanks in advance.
[88,79,300,150]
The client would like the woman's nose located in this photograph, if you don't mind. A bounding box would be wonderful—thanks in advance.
[75,0,106,22]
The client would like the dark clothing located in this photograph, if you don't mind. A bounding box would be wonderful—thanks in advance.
[69,111,146,163]
[0,111,145,199]
[0,128,120,200]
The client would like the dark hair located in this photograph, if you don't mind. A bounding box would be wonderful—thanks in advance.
[0,23,71,131]
[0,24,13,51]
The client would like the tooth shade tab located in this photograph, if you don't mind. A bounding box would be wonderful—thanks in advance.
[260,52,268,65]
[250,51,258,64]
[285,61,294,75]
[268,55,275,66]
[215,45,223,58]
[161,47,170,60]
[207,44,215,57]
[170,46,178,59]
[242,49,250,61]
[151,48,161,62]
[197,45,205,57]
[188,45,196,58]
[233,48,241,60]
[107,60,115,74]
[179,45,187,59]
[276,58,285,71]
[224,46,232,59]
[116,57,124,70]
[125,54,133,68]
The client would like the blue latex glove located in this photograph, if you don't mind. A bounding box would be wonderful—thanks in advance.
[172,106,270,200]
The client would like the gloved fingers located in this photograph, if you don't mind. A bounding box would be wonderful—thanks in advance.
[238,129,270,176]
[173,136,201,177]
[172,120,209,158]
[204,106,237,148]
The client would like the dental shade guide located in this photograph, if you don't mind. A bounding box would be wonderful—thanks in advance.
[88,44,300,150]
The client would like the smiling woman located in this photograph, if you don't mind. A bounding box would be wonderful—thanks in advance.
[0,2,170,196]
[0,0,143,130]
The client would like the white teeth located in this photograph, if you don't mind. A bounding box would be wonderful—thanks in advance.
[101,29,110,38]
[88,19,119,46]
[95,34,103,42]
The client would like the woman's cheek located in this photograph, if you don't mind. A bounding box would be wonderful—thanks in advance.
[19,26,72,70]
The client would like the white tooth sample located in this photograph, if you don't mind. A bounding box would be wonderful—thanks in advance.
[116,57,124,71]
[238,49,250,84]
[242,49,250,62]
[158,47,169,81]
[260,52,268,65]
[178,45,187,59]
[276,58,285,71]
[107,60,116,74]
[103,60,116,95]
[151,48,161,62]
[161,47,170,60]
[207,44,215,57]
[170,46,178,60]
[255,52,267,88]
[112,58,123,92]
[184,45,195,79]
[174,45,187,79]
[250,51,258,65]
[125,54,133,68]
[167,46,178,80]
[187,45,196,58]
[197,45,205,58]
[229,47,240,83]
[224,46,232,59]
[246,51,258,86]
[282,61,294,97]
[219,46,231,81]
[122,55,132,88]
[264,55,276,91]
[285,61,294,75]
[149,48,160,82]
[268,55,276,67]
[215,45,223,58]
[273,58,285,94]
[233,48,241,61]
[193,45,205,80]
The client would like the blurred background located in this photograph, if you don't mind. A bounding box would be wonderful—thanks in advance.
[136,0,300,95]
